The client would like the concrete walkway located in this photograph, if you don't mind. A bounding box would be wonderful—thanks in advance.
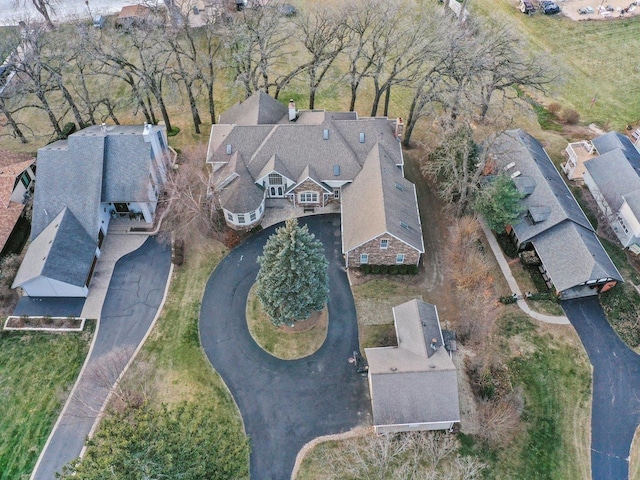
[31,237,171,480]
[81,234,149,319]
[478,219,570,325]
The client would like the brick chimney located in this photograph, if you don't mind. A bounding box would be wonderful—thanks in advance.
[395,117,404,139]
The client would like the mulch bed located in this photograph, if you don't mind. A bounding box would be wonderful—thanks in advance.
[4,316,84,330]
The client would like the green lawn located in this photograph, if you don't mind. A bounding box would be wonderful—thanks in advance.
[0,326,94,480]
[459,312,591,479]
[471,0,640,130]
[71,241,250,476]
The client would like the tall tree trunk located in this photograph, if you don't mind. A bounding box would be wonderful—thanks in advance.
[145,94,158,125]
[383,85,391,117]
[37,91,62,136]
[207,82,216,124]
[0,99,27,143]
[32,0,55,29]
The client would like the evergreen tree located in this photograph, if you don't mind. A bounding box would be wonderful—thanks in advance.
[256,218,329,326]
[475,174,524,231]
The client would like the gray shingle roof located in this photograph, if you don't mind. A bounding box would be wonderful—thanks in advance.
[533,221,622,292]
[32,125,162,241]
[342,143,424,253]
[365,300,460,428]
[13,208,96,289]
[33,135,105,240]
[584,149,640,213]
[492,129,622,294]
[592,132,640,168]
[219,91,288,125]
[216,153,265,213]
[493,130,593,244]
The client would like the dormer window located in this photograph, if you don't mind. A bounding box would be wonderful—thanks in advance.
[268,173,283,185]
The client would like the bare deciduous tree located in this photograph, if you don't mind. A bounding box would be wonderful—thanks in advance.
[161,144,224,243]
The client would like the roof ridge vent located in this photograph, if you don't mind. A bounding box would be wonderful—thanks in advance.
[510,170,522,179]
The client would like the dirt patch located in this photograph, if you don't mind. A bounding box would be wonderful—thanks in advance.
[279,309,324,333]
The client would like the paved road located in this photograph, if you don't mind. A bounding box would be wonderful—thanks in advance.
[200,214,371,480]
[562,297,640,480]
[31,237,171,480]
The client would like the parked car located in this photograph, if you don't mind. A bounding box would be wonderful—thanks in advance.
[540,1,561,14]
[520,0,536,14]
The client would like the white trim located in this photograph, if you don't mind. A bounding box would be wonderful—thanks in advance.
[293,176,332,194]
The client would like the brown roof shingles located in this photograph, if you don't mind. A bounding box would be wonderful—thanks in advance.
[0,150,34,252]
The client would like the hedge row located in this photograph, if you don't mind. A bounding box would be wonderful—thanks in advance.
[360,264,418,275]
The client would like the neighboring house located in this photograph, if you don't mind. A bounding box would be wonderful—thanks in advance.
[0,150,35,257]
[207,91,424,267]
[116,5,152,28]
[490,129,622,299]
[365,299,460,435]
[13,124,171,297]
[579,132,640,250]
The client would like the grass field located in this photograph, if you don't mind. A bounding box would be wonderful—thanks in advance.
[0,326,94,480]
[133,241,241,412]
[246,285,328,359]
[471,0,640,130]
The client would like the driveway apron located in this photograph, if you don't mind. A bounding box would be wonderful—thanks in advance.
[562,296,640,480]
[31,237,171,480]
[199,214,371,480]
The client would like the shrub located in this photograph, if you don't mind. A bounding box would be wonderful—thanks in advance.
[370,265,380,274]
[379,265,389,274]
[561,108,580,125]
[59,122,76,139]
[388,265,398,275]
[407,264,418,275]
[167,126,181,137]
[397,264,408,274]
[360,264,371,274]
[547,102,562,115]
[500,295,518,304]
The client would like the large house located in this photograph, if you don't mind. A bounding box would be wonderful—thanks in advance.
[365,299,460,434]
[491,129,622,299]
[207,91,424,267]
[0,150,35,257]
[13,124,172,298]
[579,133,640,250]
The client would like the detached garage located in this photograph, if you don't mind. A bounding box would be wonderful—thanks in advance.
[364,299,460,435]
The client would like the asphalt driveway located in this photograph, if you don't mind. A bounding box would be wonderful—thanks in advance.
[199,214,371,480]
[562,296,640,480]
[32,237,171,480]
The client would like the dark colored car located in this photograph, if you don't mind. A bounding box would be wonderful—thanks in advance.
[520,0,536,14]
[540,1,561,14]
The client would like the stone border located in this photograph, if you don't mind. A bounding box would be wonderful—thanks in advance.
[3,316,86,332]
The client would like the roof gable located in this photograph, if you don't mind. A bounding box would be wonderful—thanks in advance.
[342,143,424,253]
[13,208,96,288]
[219,91,288,126]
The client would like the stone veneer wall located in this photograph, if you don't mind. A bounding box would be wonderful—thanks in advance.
[291,179,328,207]
[347,234,420,267]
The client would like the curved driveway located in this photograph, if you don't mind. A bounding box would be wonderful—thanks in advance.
[200,214,371,479]
[32,237,171,480]
[562,297,640,480]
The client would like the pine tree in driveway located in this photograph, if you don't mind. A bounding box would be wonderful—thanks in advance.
[255,218,329,326]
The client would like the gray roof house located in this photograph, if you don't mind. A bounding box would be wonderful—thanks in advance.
[13,124,171,298]
[208,91,424,267]
[581,132,640,250]
[491,129,622,299]
[365,299,460,435]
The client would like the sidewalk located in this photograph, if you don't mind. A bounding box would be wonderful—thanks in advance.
[80,233,149,319]
[478,218,570,325]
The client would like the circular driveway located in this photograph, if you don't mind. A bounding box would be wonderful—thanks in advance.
[199,214,371,479]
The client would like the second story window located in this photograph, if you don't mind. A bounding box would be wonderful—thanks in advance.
[268,173,283,185]
[380,239,389,249]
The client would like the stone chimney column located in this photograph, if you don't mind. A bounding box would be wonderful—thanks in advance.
[395,117,404,139]
[288,99,297,122]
